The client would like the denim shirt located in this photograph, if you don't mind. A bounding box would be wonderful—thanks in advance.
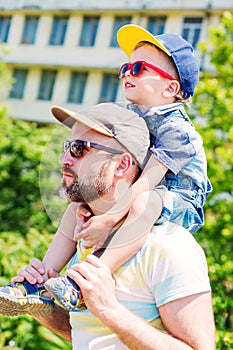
[128,103,212,200]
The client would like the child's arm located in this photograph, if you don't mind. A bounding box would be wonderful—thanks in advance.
[12,202,86,284]
[101,187,166,272]
[76,155,168,250]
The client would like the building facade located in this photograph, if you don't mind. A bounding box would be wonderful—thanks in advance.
[0,0,232,122]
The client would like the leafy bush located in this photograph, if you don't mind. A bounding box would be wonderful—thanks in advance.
[0,106,71,349]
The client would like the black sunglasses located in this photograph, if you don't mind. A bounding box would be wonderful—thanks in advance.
[118,60,176,80]
[63,140,124,158]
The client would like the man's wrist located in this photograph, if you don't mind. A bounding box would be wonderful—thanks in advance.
[98,303,122,327]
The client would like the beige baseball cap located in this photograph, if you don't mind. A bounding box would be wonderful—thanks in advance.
[51,102,150,167]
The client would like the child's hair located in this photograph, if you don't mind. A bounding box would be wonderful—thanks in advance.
[134,41,192,105]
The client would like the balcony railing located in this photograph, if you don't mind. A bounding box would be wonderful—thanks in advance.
[0,0,232,11]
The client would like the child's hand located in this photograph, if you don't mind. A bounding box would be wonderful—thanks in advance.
[73,204,92,240]
[75,214,114,250]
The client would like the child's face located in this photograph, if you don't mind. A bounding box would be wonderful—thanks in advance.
[122,44,174,108]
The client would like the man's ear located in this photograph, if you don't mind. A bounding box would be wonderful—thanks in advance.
[163,80,180,97]
[114,153,133,176]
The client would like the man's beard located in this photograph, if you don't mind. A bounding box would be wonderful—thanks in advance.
[60,160,114,203]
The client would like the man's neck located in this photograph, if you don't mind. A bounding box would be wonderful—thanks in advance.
[89,182,130,216]
[89,199,114,216]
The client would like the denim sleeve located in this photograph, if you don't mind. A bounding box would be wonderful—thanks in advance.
[150,117,203,174]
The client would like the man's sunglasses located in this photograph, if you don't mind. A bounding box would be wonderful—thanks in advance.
[118,60,176,80]
[63,140,124,158]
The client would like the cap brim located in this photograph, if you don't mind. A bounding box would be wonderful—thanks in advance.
[50,106,113,137]
[117,24,171,57]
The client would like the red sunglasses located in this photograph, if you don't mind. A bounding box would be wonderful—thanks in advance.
[118,60,176,80]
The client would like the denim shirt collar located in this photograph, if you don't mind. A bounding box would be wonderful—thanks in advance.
[128,102,185,118]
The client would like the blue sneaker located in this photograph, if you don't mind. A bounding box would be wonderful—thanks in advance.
[45,276,86,311]
[0,281,54,317]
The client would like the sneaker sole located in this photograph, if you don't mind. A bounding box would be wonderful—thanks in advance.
[0,293,54,317]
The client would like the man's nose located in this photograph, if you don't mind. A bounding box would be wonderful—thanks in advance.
[59,150,73,166]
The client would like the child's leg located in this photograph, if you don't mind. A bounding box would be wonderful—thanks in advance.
[0,204,79,316]
[100,189,165,272]
[43,210,93,311]
[0,281,55,317]
[0,230,74,317]
[44,274,87,311]
[0,232,75,317]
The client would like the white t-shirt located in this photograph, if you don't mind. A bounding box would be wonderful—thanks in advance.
[69,222,211,350]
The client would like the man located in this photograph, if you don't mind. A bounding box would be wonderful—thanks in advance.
[15,103,215,349]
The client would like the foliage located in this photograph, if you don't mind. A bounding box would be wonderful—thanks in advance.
[0,111,57,234]
[191,11,233,349]
[0,106,70,349]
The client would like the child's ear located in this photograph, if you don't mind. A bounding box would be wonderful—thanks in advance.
[114,153,132,176]
[163,80,180,97]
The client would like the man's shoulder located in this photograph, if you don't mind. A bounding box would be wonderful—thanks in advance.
[150,221,190,239]
[146,222,203,256]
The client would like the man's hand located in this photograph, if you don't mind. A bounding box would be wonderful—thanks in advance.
[73,204,92,240]
[67,255,119,318]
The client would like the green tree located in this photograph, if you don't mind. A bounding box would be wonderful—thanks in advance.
[0,105,70,349]
[191,11,233,349]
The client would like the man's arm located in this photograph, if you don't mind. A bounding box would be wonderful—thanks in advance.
[89,293,214,350]
[159,292,216,349]
[12,262,72,343]
[30,268,72,342]
[67,255,216,350]
[34,304,72,342]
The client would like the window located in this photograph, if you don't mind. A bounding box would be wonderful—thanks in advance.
[147,16,166,35]
[49,16,68,45]
[0,16,11,43]
[9,68,28,99]
[38,70,57,100]
[182,17,202,49]
[110,16,131,47]
[21,16,39,44]
[79,16,99,47]
[67,71,88,103]
[99,74,119,103]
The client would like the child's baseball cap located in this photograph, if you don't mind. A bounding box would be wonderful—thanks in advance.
[117,24,199,99]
